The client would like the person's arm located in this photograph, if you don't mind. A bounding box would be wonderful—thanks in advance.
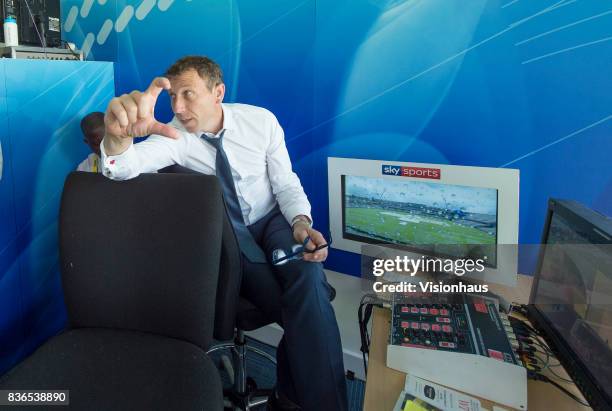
[266,114,328,262]
[101,77,182,180]
[100,131,185,180]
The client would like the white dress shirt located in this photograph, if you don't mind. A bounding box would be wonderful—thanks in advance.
[100,103,311,226]
[77,153,101,173]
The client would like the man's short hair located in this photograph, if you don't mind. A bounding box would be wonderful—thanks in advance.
[80,112,104,136]
[165,56,224,90]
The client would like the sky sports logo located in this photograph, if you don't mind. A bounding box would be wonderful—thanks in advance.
[382,165,441,179]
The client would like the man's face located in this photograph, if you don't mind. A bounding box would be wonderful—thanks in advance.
[168,69,224,133]
[84,126,104,156]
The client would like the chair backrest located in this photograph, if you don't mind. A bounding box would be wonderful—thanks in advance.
[157,165,242,341]
[59,172,223,350]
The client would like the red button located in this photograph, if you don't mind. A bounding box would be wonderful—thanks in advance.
[488,349,504,361]
[401,321,409,328]
[401,307,409,313]
[411,307,419,313]
[432,324,441,331]
[442,325,452,333]
[411,322,420,329]
[430,308,439,315]
[436,317,451,323]
[440,341,456,348]
[440,309,449,316]
[420,308,428,314]
[421,323,430,331]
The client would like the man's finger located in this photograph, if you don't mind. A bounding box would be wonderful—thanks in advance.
[129,91,150,120]
[150,121,180,140]
[313,248,328,261]
[307,230,326,248]
[119,94,139,124]
[108,98,129,128]
[302,229,328,262]
[303,247,327,262]
[145,76,171,99]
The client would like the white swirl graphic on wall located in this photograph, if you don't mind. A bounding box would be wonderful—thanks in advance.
[64,0,181,58]
[158,0,174,12]
[81,32,95,59]
[97,19,113,44]
[136,0,156,20]
[115,6,134,33]
[64,6,78,32]
[80,0,94,18]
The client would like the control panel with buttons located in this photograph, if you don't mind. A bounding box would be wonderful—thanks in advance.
[390,294,519,365]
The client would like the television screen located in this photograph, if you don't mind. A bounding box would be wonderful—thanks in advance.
[529,200,612,408]
[342,175,498,265]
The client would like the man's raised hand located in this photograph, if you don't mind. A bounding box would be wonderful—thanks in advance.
[105,77,179,141]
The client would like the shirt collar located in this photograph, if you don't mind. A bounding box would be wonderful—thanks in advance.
[220,103,234,132]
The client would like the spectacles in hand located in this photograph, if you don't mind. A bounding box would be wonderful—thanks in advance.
[271,235,332,266]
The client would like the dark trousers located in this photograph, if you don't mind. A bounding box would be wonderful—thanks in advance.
[242,206,348,411]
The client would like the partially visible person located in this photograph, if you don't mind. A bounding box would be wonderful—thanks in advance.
[77,112,105,172]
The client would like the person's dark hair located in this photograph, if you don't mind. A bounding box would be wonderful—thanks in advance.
[165,56,224,90]
[80,112,104,136]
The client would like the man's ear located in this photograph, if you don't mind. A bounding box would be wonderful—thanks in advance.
[215,83,225,104]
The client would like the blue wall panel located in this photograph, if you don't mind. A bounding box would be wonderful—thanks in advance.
[0,62,23,374]
[61,0,612,276]
[0,60,115,375]
[313,0,612,275]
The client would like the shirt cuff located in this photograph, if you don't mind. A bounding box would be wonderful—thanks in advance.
[100,138,137,180]
[284,207,313,229]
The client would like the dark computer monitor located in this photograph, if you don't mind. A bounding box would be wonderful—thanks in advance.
[528,199,612,410]
[16,0,61,48]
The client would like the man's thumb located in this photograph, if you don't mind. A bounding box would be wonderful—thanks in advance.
[150,121,180,139]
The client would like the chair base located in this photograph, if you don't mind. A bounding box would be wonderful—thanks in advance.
[208,330,277,411]
[224,386,273,410]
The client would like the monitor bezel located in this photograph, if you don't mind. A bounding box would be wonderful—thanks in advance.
[528,198,612,410]
[328,157,519,287]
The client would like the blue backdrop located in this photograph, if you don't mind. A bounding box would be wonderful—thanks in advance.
[61,0,612,278]
[0,60,114,375]
[0,0,609,379]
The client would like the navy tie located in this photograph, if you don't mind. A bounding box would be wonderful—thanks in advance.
[202,130,267,263]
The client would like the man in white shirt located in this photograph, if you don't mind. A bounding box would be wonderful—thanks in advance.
[100,56,347,411]
[77,112,104,173]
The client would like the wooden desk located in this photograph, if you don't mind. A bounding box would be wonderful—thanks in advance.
[363,275,592,411]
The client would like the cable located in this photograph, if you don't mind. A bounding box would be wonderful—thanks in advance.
[61,40,81,60]
[528,371,590,407]
[545,377,590,407]
[509,305,590,405]
[509,315,541,337]
[547,365,576,384]
[21,0,47,58]
[358,293,386,376]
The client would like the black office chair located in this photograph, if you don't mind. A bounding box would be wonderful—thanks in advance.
[0,172,226,410]
[159,165,274,409]
[159,165,337,410]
